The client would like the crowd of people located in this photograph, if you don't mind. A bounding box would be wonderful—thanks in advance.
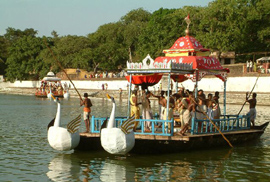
[36,81,69,95]
[246,60,256,72]
[129,86,222,135]
[84,70,127,79]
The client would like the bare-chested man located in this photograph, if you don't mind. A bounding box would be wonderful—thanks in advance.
[80,93,93,133]
[152,90,165,120]
[246,92,257,127]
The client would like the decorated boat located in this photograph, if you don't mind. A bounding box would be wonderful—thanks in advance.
[75,16,269,154]
[35,71,64,98]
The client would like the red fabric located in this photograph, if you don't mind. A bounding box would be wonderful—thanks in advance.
[155,56,226,70]
[125,74,162,86]
[167,35,209,52]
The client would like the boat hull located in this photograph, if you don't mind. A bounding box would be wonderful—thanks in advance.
[75,122,269,154]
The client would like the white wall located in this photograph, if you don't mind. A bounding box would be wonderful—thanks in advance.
[0,77,269,93]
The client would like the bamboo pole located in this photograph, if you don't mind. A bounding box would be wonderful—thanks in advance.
[237,73,260,116]
[43,39,83,101]
[186,91,233,148]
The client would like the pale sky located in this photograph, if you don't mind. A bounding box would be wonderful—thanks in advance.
[0,0,213,37]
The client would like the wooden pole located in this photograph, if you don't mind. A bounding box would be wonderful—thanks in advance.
[186,91,233,148]
[43,39,83,101]
[237,73,260,116]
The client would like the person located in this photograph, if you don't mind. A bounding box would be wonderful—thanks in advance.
[179,98,191,135]
[163,91,175,131]
[141,91,153,131]
[254,61,257,72]
[152,90,165,120]
[130,90,141,131]
[250,60,253,72]
[212,91,221,119]
[119,88,122,97]
[246,60,250,72]
[246,92,257,127]
[80,93,93,133]
[105,83,108,90]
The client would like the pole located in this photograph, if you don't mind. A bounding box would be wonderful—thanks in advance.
[43,39,83,101]
[189,94,233,148]
[127,74,132,117]
[237,73,260,116]
[223,80,227,118]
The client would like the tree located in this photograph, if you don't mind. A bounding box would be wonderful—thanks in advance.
[5,36,46,81]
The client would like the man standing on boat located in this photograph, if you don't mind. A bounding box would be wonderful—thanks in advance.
[246,92,257,127]
[130,90,141,131]
[80,93,93,133]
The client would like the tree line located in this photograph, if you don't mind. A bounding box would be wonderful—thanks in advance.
[0,0,269,82]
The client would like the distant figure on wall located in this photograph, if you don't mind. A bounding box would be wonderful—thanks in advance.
[246,60,250,72]
[249,60,253,72]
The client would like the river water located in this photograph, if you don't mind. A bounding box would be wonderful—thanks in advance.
[1,94,270,181]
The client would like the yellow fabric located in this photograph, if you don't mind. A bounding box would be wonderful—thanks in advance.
[130,94,140,129]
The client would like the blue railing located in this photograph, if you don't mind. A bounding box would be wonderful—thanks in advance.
[90,116,175,136]
[190,114,250,135]
[90,114,250,136]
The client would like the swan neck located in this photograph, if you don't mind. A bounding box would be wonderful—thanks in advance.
[54,102,61,127]
[107,102,115,128]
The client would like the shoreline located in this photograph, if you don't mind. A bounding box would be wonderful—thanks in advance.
[1,87,270,106]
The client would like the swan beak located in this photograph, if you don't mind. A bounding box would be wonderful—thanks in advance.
[106,94,111,99]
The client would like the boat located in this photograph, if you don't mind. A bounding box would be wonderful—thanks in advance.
[75,16,269,154]
[35,71,64,98]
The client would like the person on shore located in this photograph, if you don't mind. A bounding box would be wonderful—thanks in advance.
[250,60,253,72]
[80,93,93,133]
[130,90,141,131]
[246,92,257,127]
[246,60,250,72]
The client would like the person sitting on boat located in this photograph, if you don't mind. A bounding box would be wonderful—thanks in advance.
[163,91,175,131]
[130,90,141,131]
[141,90,153,131]
[80,93,93,133]
[246,92,257,127]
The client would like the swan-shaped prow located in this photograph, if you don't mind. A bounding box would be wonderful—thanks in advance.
[101,95,136,155]
[47,95,81,151]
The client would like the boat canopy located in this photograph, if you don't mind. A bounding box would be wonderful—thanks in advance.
[42,71,61,82]
[126,34,230,82]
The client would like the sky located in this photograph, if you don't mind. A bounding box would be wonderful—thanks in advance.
[0,0,213,37]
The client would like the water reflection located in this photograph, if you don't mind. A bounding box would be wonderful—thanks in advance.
[47,153,81,181]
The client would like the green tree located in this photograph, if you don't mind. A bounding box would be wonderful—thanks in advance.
[5,36,46,81]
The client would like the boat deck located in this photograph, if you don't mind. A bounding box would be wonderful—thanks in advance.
[79,128,263,141]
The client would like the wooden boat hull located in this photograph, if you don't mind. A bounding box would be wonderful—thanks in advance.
[75,122,269,154]
[35,92,64,98]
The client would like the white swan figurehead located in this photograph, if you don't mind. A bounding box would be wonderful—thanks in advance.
[47,95,81,151]
[101,94,136,155]
[63,90,70,99]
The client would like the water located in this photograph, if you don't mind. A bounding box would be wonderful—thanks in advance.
[1,94,270,181]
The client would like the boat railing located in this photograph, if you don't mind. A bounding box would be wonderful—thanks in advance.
[90,116,174,136]
[191,114,251,135]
